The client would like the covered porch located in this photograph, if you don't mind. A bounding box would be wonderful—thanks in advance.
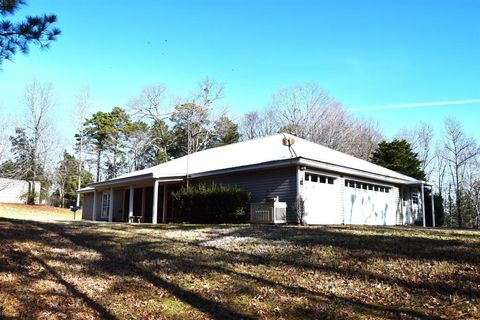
[90,178,184,223]
[399,182,436,227]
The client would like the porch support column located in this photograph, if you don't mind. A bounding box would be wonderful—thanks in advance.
[128,185,134,222]
[162,184,167,223]
[92,190,98,221]
[421,183,426,227]
[431,186,436,228]
[152,180,159,224]
[108,188,114,223]
[141,187,146,221]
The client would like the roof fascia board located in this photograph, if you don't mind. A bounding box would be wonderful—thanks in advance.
[78,190,94,194]
[89,173,154,188]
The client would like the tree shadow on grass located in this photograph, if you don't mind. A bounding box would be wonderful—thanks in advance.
[6,219,255,320]
[50,223,449,318]
[1,218,477,319]
[196,224,480,264]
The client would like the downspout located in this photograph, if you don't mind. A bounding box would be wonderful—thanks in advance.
[421,183,426,227]
[431,185,436,227]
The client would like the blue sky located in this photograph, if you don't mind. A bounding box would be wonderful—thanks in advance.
[1,0,479,146]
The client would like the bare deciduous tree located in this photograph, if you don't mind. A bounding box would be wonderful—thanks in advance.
[73,87,92,206]
[239,109,279,140]
[21,80,55,203]
[242,82,382,160]
[0,107,10,167]
[192,77,225,109]
[433,145,448,197]
[129,83,170,123]
[442,117,480,227]
[465,161,480,228]
[397,122,435,179]
[129,83,172,157]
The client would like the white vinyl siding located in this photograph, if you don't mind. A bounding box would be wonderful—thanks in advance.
[302,172,342,224]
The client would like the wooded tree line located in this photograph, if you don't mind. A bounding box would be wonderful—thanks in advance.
[0,80,479,228]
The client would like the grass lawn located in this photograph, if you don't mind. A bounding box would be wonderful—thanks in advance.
[0,214,479,319]
[0,203,81,222]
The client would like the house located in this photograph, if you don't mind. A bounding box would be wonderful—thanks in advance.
[0,178,41,204]
[79,133,435,226]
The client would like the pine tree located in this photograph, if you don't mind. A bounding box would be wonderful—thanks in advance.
[371,139,426,181]
[0,0,60,65]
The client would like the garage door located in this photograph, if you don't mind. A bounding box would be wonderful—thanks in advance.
[344,180,396,225]
[303,173,342,224]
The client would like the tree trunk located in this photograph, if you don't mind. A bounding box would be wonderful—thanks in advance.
[76,134,83,207]
[455,165,462,228]
[113,146,117,178]
[96,150,102,182]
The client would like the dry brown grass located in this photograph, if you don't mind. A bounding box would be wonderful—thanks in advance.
[0,203,81,222]
[1,218,479,319]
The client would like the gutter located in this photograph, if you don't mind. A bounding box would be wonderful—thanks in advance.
[88,173,154,188]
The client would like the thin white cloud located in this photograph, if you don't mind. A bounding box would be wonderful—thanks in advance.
[351,99,480,112]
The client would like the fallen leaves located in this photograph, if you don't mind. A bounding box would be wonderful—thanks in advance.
[0,219,479,319]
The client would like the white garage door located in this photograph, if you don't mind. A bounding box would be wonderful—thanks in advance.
[344,180,396,225]
[303,173,342,224]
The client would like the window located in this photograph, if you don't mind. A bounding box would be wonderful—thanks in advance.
[307,173,335,184]
[411,191,419,205]
[101,193,110,218]
[345,179,392,193]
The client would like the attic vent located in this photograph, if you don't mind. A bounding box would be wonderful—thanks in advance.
[282,137,295,146]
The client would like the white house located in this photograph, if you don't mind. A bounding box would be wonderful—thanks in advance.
[79,133,435,226]
[0,178,41,204]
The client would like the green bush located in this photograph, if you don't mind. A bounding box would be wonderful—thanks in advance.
[171,184,251,223]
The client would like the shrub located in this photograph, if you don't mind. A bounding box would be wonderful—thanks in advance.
[171,184,251,223]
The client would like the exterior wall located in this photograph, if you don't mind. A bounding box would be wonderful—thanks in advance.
[82,193,94,220]
[84,167,421,226]
[196,166,298,223]
[112,189,125,221]
[0,178,41,204]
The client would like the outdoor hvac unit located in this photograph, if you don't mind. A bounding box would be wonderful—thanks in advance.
[250,197,287,224]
